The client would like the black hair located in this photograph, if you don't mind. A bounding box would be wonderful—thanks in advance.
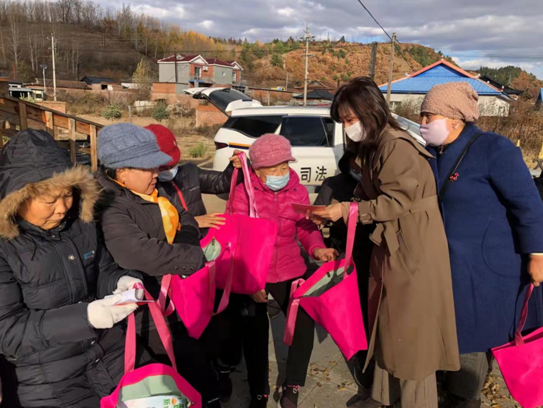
[331,77,403,164]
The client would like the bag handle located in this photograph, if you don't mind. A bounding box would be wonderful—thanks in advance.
[514,283,535,346]
[439,131,482,204]
[158,274,175,317]
[343,202,359,278]
[125,283,177,373]
[283,278,306,346]
[212,243,235,315]
[172,182,189,212]
[228,152,258,218]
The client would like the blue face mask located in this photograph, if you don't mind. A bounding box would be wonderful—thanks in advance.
[349,169,362,182]
[266,173,290,191]
[158,166,179,182]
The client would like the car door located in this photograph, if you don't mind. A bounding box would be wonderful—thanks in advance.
[277,116,339,191]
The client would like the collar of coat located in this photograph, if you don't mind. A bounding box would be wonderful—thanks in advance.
[0,166,99,240]
[357,126,434,170]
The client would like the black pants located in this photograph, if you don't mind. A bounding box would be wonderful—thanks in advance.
[211,293,270,397]
[137,311,220,408]
[266,278,315,387]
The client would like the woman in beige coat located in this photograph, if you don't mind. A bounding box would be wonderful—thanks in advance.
[311,77,460,408]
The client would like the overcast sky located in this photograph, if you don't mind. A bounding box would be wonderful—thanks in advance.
[109,0,543,79]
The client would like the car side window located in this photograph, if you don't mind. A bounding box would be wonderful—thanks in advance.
[223,116,282,138]
[280,117,333,147]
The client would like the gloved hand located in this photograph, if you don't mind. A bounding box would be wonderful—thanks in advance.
[87,295,138,329]
[114,276,144,300]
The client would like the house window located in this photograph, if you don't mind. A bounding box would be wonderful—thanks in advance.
[222,72,226,77]
[232,71,237,83]
[194,66,201,78]
[389,101,402,112]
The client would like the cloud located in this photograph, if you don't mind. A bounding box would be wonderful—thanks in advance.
[98,0,543,79]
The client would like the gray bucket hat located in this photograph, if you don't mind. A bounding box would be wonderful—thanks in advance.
[98,123,172,169]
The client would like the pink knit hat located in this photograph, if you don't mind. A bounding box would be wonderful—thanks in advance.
[249,134,296,169]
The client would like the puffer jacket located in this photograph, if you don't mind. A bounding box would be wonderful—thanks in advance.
[229,169,325,283]
[0,130,139,408]
[161,162,238,218]
[96,170,205,299]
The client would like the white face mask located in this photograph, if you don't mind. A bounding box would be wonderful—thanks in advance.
[158,166,179,182]
[345,121,366,142]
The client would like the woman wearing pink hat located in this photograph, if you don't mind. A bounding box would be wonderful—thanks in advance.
[222,134,338,408]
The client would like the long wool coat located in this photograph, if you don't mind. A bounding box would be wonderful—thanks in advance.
[427,123,543,354]
[341,126,460,381]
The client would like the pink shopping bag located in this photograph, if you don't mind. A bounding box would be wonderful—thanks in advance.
[492,284,543,408]
[284,202,367,360]
[200,152,278,295]
[159,246,235,340]
[101,284,202,408]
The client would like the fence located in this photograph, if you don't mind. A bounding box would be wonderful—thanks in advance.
[0,96,103,171]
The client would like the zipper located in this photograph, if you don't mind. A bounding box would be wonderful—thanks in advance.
[51,241,74,304]
[273,193,279,283]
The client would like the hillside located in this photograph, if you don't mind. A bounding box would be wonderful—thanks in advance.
[241,41,454,88]
[479,66,543,100]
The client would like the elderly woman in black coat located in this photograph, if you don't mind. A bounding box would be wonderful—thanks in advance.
[0,130,141,408]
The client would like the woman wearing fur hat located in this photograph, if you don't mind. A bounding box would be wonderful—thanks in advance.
[420,82,543,408]
[0,130,142,408]
[95,123,221,408]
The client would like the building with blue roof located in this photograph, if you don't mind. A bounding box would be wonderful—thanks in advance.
[379,60,512,116]
[536,89,543,109]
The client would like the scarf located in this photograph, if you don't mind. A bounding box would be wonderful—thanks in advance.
[114,180,180,244]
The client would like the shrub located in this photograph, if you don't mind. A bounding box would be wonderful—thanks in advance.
[153,103,170,122]
[189,142,208,158]
[102,104,122,120]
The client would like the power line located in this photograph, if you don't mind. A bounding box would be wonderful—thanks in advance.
[354,0,414,72]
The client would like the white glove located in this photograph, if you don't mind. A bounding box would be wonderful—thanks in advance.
[114,276,144,300]
[87,295,138,329]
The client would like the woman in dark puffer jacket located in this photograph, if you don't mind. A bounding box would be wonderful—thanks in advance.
[95,123,220,408]
[0,130,141,408]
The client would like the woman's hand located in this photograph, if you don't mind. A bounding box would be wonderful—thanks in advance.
[528,254,543,287]
[250,290,268,303]
[195,214,226,229]
[310,203,343,223]
[114,276,143,300]
[229,150,243,169]
[313,248,339,262]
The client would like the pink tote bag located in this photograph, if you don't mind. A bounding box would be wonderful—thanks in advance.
[492,284,543,408]
[101,284,202,408]
[284,202,367,360]
[200,152,278,295]
[159,247,235,340]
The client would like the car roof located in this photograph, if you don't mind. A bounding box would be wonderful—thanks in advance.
[230,105,331,117]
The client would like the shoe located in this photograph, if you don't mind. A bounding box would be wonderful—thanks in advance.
[441,394,481,408]
[278,385,300,408]
[249,394,269,408]
[216,367,233,403]
[346,387,372,406]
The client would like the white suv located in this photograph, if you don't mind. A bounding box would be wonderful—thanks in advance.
[185,87,424,192]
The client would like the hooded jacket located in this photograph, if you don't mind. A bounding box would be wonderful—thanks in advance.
[229,169,325,283]
[0,130,136,408]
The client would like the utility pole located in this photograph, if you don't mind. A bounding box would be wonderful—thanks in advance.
[369,42,378,81]
[303,25,310,106]
[174,50,178,83]
[386,33,396,106]
[40,64,47,94]
[51,35,57,102]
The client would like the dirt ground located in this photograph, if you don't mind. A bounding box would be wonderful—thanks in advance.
[80,114,216,163]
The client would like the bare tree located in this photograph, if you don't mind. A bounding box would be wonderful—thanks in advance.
[7,3,23,73]
[57,0,75,23]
